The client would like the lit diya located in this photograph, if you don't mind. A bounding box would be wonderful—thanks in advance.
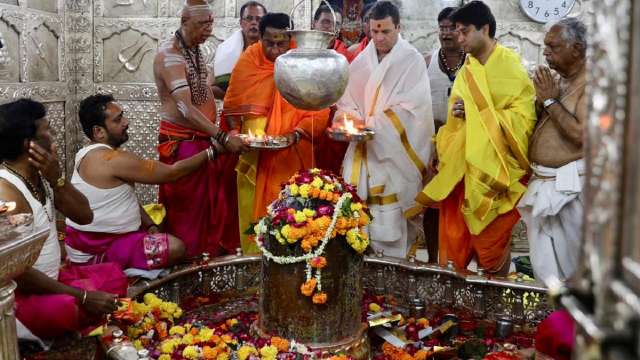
[327,114,375,142]
[238,129,291,150]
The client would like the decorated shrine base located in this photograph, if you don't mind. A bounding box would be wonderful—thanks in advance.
[107,292,538,360]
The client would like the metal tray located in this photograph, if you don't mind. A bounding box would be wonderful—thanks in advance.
[238,134,292,150]
[326,127,375,142]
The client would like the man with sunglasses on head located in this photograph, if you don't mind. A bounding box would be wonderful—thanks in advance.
[212,1,267,99]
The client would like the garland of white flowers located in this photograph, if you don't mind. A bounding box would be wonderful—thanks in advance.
[254,192,352,265]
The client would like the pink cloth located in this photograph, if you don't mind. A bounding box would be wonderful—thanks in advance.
[15,262,127,339]
[158,138,240,257]
[65,226,169,269]
[535,310,575,360]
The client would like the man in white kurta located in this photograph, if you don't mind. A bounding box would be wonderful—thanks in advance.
[336,1,433,258]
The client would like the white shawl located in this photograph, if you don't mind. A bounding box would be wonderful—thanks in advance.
[337,36,433,213]
[336,37,433,254]
[213,29,245,80]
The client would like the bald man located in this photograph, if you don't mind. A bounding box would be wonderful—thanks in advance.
[153,0,247,257]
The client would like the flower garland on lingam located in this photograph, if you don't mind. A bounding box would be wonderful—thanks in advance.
[250,168,371,304]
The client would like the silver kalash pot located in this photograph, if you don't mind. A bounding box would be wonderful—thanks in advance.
[274,0,349,110]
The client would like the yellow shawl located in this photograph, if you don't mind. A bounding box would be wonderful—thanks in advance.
[418,44,536,234]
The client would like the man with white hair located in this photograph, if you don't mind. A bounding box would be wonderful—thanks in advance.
[153,0,247,257]
[518,17,587,283]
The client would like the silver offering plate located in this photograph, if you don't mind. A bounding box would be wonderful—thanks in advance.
[0,213,34,241]
[326,127,375,142]
[238,134,292,150]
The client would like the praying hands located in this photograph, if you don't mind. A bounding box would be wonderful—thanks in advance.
[533,65,561,105]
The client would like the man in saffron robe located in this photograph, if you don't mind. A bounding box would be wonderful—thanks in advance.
[338,1,433,259]
[417,1,536,275]
[153,0,247,257]
[224,13,330,253]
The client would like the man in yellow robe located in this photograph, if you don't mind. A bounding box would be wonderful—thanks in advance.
[417,1,536,275]
[224,13,330,253]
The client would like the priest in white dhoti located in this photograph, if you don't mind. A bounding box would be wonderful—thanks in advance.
[211,1,266,99]
[517,18,587,283]
[336,1,433,258]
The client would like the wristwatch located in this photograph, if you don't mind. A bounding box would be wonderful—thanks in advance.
[543,98,558,109]
[55,176,65,188]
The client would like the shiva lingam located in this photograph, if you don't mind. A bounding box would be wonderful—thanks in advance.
[274,0,349,110]
[238,129,290,150]
[327,113,376,142]
[0,199,48,359]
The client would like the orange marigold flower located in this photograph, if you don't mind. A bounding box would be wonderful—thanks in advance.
[287,208,296,215]
[414,349,429,360]
[311,188,321,198]
[417,318,429,328]
[358,210,370,226]
[300,278,317,296]
[270,337,290,352]
[319,190,327,200]
[203,346,218,359]
[301,239,313,252]
[310,256,327,269]
[312,292,328,304]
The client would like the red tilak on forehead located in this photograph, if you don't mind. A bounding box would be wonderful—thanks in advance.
[376,23,382,28]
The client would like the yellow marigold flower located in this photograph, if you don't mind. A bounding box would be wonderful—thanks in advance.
[133,339,143,350]
[182,345,200,359]
[368,302,382,313]
[238,345,258,360]
[169,325,185,336]
[197,327,214,343]
[182,333,195,345]
[289,184,299,196]
[281,225,291,239]
[323,183,335,192]
[143,293,162,307]
[311,176,324,188]
[225,318,238,328]
[174,307,183,318]
[294,211,307,223]
[299,184,311,198]
[260,345,278,360]
[303,208,316,218]
[217,351,230,360]
[275,231,286,245]
[310,168,321,174]
[350,203,363,212]
[160,339,179,354]
[159,355,171,360]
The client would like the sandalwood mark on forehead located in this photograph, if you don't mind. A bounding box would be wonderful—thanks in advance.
[271,33,286,41]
